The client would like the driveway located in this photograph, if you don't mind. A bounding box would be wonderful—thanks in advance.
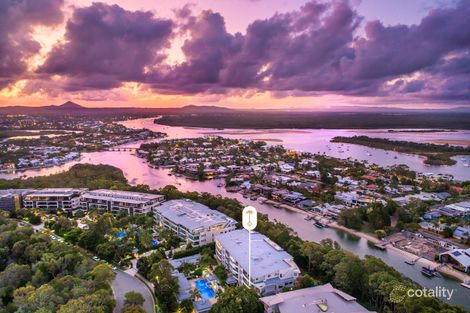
[111,270,155,313]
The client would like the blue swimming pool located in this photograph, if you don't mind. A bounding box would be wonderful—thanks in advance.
[195,279,215,299]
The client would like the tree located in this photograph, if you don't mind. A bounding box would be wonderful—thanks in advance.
[214,265,227,282]
[443,227,454,238]
[209,286,263,313]
[375,230,386,239]
[123,305,146,313]
[124,291,145,308]
[150,260,178,312]
[88,264,116,290]
[295,274,319,289]
[301,242,319,273]
[179,299,193,313]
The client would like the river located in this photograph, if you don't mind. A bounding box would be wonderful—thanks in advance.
[1,118,469,309]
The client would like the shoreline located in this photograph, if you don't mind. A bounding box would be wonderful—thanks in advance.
[328,222,470,283]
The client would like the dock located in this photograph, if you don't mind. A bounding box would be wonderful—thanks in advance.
[374,241,388,250]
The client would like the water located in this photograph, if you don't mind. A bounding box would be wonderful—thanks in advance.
[195,279,216,299]
[1,118,470,309]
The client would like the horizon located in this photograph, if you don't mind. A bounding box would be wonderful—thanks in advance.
[0,0,469,109]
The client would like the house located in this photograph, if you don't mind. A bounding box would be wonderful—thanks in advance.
[193,299,212,313]
[260,283,374,313]
[423,211,441,220]
[173,270,191,301]
[439,249,470,274]
[296,199,316,211]
[453,226,470,241]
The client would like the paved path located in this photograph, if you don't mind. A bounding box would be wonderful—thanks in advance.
[111,270,155,313]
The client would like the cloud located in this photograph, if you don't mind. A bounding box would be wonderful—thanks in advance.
[0,0,64,88]
[38,2,173,91]
[12,0,470,104]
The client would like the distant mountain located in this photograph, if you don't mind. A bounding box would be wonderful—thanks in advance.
[57,101,86,110]
[178,105,233,113]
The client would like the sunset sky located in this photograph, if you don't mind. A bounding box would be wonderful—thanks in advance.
[0,0,468,109]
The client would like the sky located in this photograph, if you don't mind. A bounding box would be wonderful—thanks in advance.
[0,0,469,109]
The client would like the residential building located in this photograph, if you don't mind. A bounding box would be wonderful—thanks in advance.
[80,189,164,215]
[260,283,374,313]
[23,188,85,211]
[0,189,32,211]
[453,226,470,241]
[439,248,470,274]
[215,229,300,296]
[154,199,236,246]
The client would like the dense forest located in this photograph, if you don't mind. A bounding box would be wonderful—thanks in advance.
[0,215,116,313]
[156,112,470,129]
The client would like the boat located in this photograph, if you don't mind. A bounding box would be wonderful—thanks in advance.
[313,221,324,228]
[404,259,416,265]
[367,153,372,156]
[461,280,470,289]
[250,196,258,201]
[421,266,434,278]
[464,163,470,167]
[304,216,313,221]
[217,182,224,188]
[175,173,182,177]
[168,173,172,176]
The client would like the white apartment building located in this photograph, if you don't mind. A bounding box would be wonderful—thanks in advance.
[154,199,237,246]
[23,188,85,211]
[215,229,300,296]
[80,189,164,215]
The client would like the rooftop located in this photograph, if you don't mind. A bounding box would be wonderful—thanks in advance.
[260,283,373,313]
[26,188,85,197]
[215,229,299,279]
[81,189,163,204]
[441,249,470,268]
[155,199,236,231]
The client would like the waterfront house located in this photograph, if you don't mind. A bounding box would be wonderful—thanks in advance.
[439,248,470,274]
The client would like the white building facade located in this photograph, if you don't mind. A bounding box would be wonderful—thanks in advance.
[154,199,237,246]
[80,189,164,215]
[23,188,85,211]
[215,229,300,296]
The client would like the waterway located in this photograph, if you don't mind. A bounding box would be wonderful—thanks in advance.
[1,118,469,309]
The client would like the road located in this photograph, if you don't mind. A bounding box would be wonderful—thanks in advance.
[111,270,155,313]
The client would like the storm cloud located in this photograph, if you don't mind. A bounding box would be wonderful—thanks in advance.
[10,0,470,103]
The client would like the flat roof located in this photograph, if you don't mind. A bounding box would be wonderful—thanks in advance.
[26,188,84,197]
[260,283,372,313]
[81,189,163,204]
[155,199,236,231]
[215,229,299,279]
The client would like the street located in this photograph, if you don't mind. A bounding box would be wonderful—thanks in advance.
[111,270,155,313]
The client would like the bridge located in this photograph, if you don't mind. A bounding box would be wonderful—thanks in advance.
[107,147,139,152]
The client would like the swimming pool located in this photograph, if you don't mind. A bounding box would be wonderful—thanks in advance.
[195,279,216,299]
